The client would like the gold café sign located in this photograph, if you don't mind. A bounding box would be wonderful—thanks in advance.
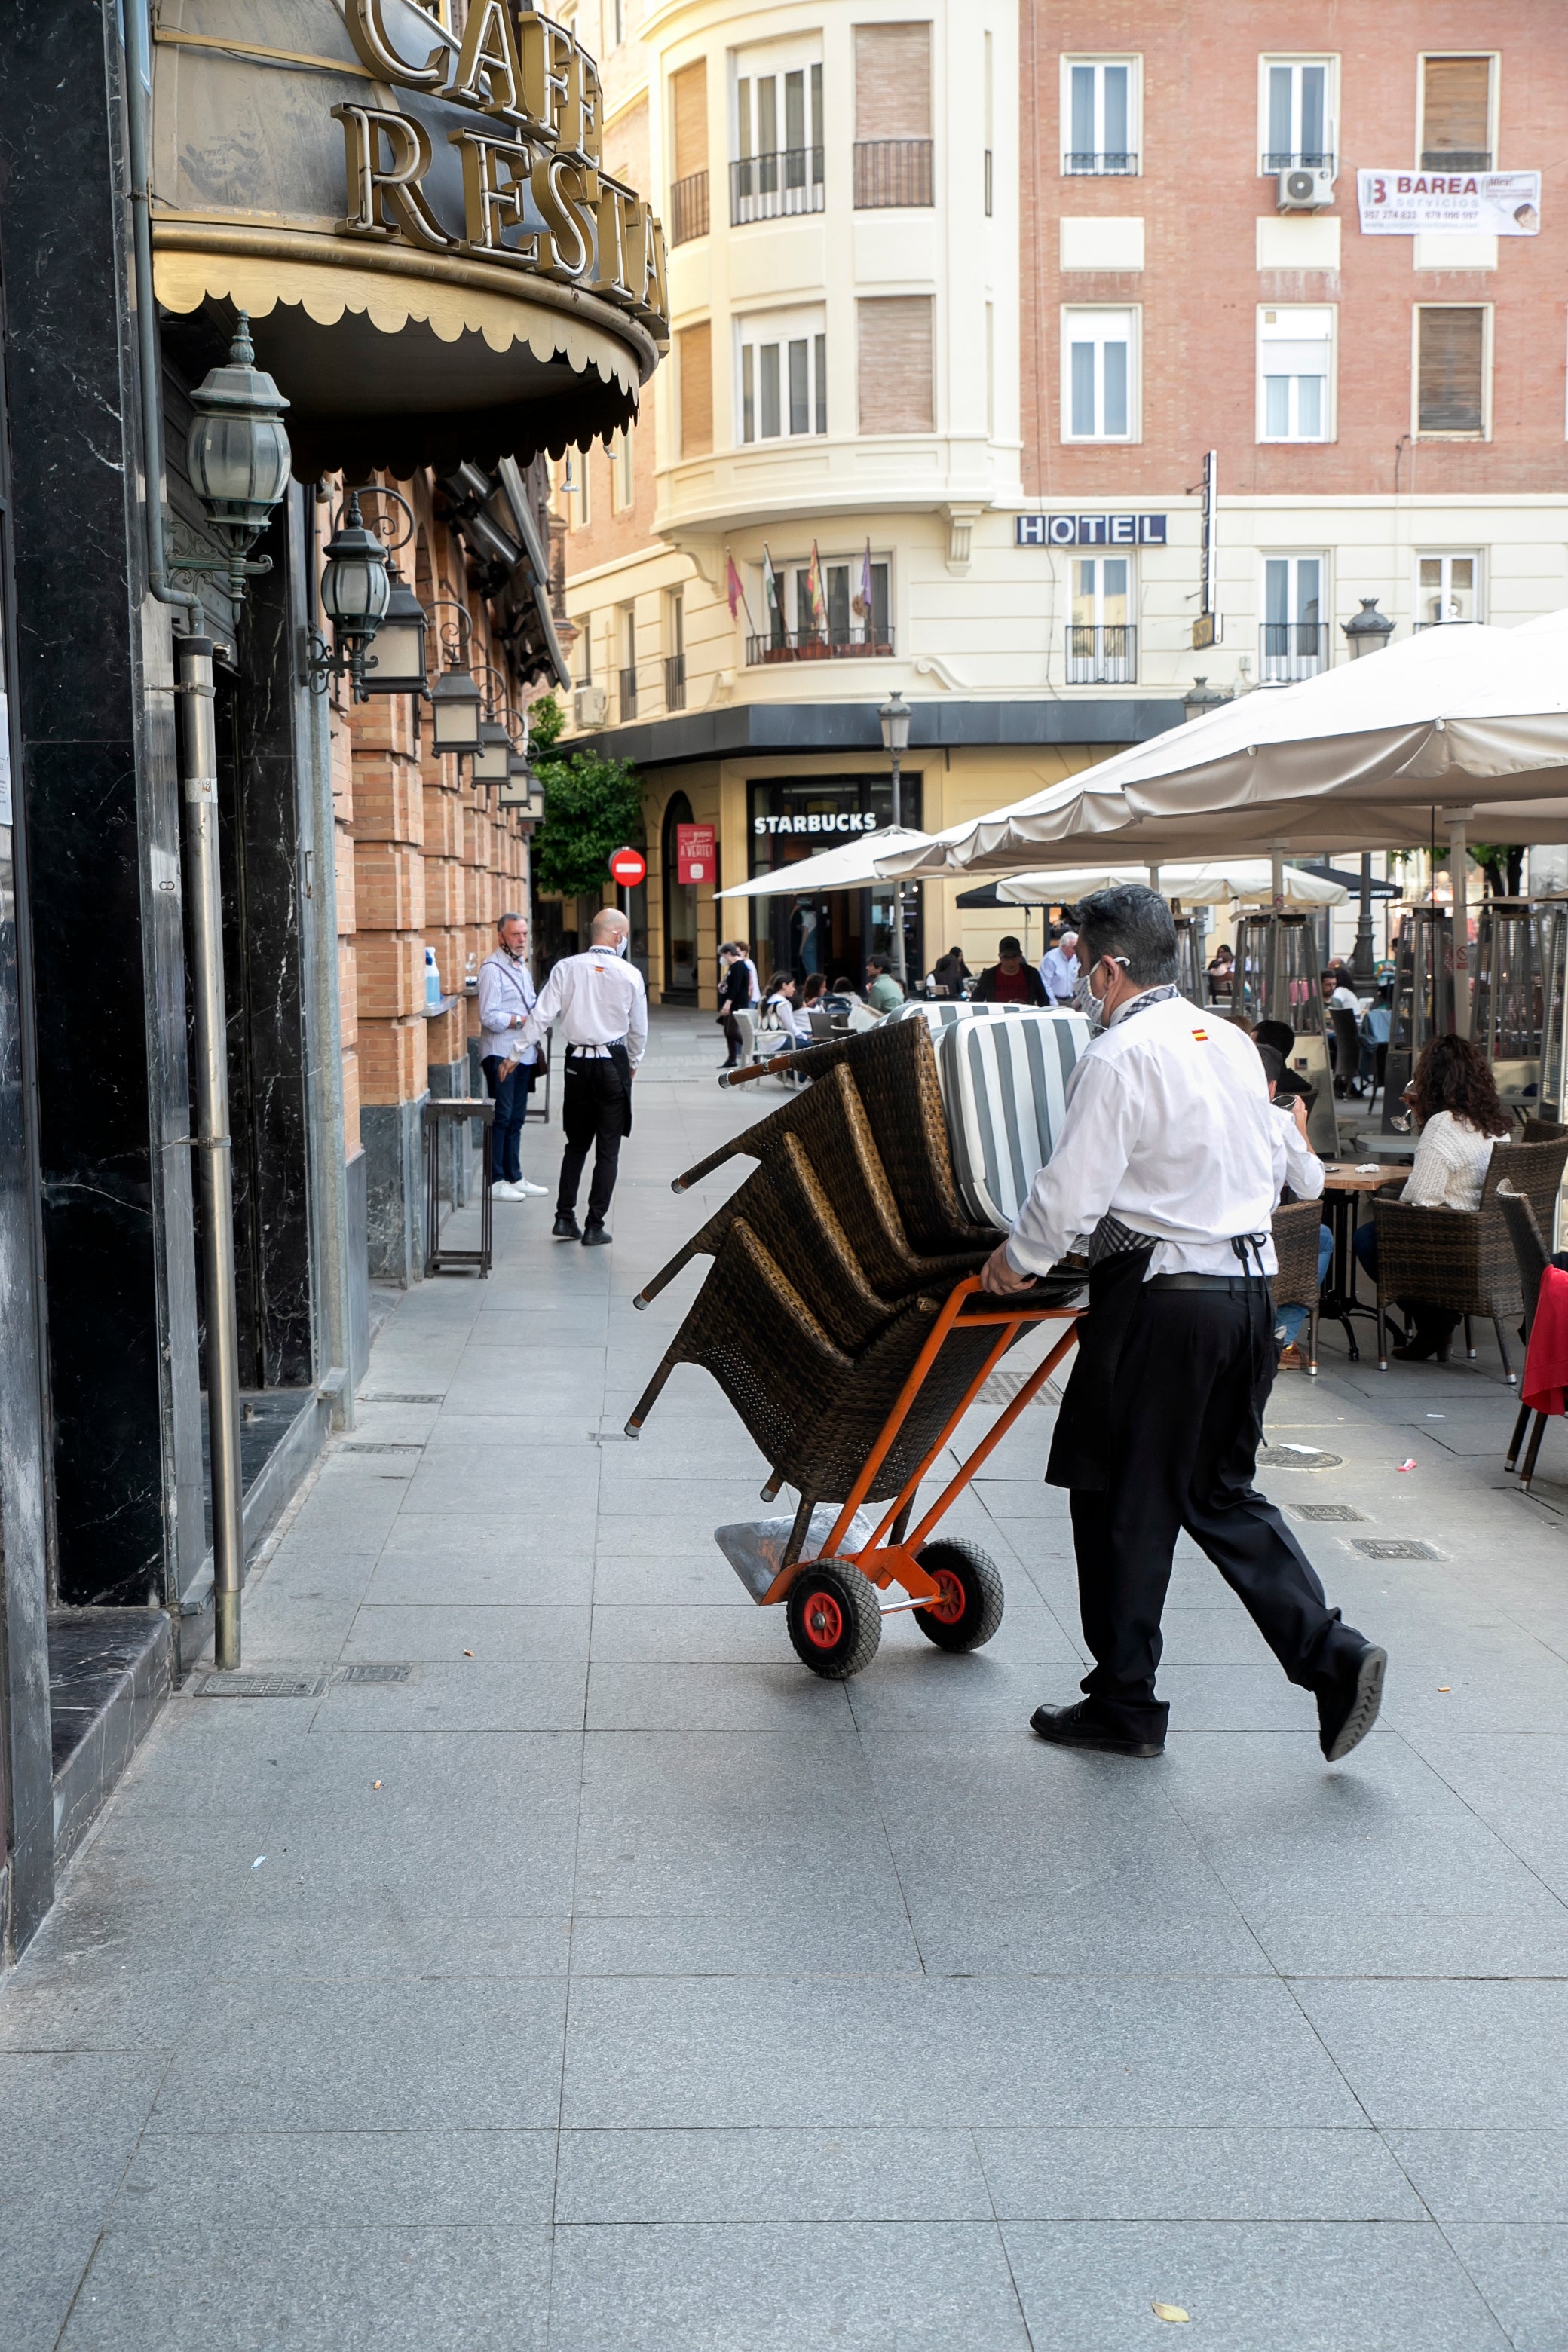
[335,0,669,339]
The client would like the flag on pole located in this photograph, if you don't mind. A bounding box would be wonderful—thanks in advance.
[805,540,828,641]
[762,543,782,627]
[851,537,874,640]
[725,550,756,632]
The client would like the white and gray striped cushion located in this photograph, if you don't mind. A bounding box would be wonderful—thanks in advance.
[937,1009,1091,1230]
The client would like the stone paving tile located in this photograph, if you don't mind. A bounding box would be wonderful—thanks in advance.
[553,2125,994,2222]
[975,2126,1426,2221]
[118,2127,558,2225]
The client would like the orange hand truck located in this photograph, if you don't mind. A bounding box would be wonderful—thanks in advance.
[712,1275,1082,1679]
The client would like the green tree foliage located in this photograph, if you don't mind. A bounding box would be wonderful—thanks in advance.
[527,695,643,900]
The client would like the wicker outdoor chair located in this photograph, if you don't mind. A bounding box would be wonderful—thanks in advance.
[1271,1197,1326,1376]
[1495,1179,1568,1491]
[636,1061,991,1312]
[674,1018,995,1256]
[626,1214,1060,1508]
[1521,1118,1568,1146]
[1370,1134,1568,1378]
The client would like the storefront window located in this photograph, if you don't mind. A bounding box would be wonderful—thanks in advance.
[747,773,923,984]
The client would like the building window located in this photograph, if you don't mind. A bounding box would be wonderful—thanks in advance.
[1260,57,1336,172]
[1261,554,1328,683]
[618,605,637,723]
[733,47,824,224]
[1416,305,1489,437]
[610,429,635,513]
[571,446,591,528]
[752,555,891,663]
[853,22,934,208]
[1066,556,1135,684]
[663,592,686,709]
[574,617,593,685]
[1257,305,1334,442]
[739,308,827,443]
[857,296,934,436]
[1061,308,1137,442]
[677,320,712,458]
[1417,553,1481,628]
[1419,54,1494,170]
[1061,57,1138,175]
[984,30,994,215]
[669,58,709,246]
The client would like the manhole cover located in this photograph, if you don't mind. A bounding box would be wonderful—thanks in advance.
[356,1392,444,1404]
[194,1672,328,1699]
[1291,1504,1367,1523]
[340,1441,423,1456]
[1352,1538,1440,1560]
[1258,1445,1343,1469]
[335,1663,415,1684]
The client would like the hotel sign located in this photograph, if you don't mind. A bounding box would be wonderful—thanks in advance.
[1016,514,1168,547]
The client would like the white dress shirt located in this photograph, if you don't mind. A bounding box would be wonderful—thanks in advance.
[1272,1101,1325,1202]
[1039,945,1079,1004]
[1401,1110,1508,1211]
[1006,991,1285,1279]
[476,948,538,1066]
[522,947,649,1068]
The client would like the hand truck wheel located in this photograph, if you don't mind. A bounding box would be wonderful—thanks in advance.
[786,1561,883,1679]
[912,1538,1005,1652]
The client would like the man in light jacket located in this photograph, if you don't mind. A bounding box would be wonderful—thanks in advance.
[477,911,546,1199]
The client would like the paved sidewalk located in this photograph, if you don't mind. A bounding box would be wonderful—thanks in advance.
[5,1009,1568,2350]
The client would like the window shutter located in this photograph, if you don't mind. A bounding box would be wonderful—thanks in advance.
[853,23,932,140]
[858,296,934,434]
[1418,307,1485,433]
[1422,56,1490,161]
[678,321,712,457]
[672,60,708,181]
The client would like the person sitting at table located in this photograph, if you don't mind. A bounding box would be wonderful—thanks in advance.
[932,945,972,1000]
[801,973,830,1017]
[1352,1033,1512,1362]
[1206,942,1235,1003]
[972,935,1050,1006]
[1358,981,1393,1093]
[1252,1018,1315,1110]
[1258,1044,1331,1371]
[764,971,810,1045]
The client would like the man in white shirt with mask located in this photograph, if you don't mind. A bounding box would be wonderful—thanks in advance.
[982,885,1384,1767]
[519,908,648,1246]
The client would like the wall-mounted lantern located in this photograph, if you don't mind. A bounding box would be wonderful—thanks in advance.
[426,600,485,757]
[183,313,292,602]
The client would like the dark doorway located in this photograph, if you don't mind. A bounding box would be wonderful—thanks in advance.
[663,791,699,1000]
[748,773,923,988]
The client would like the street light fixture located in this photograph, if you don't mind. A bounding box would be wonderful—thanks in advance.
[877,690,913,985]
[1342,596,1395,658]
[426,601,485,758]
[472,666,515,786]
[184,313,292,603]
[1182,674,1233,722]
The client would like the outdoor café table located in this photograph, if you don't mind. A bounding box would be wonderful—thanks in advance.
[1315,1163,1391,1360]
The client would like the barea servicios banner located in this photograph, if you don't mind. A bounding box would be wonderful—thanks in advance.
[1357,170,1541,237]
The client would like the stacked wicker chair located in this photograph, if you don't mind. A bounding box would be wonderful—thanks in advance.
[1271,1197,1328,1375]
[625,1019,1084,1554]
[1370,1132,1568,1377]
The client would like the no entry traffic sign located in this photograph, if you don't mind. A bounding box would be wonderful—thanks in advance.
[608,845,646,888]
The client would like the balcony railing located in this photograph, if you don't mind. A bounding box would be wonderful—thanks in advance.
[669,170,709,246]
[1413,617,1480,632]
[663,653,687,710]
[1422,148,1490,170]
[1064,150,1138,175]
[1262,150,1336,172]
[1260,621,1329,684]
[730,148,825,225]
[619,664,639,722]
[1065,624,1136,685]
[746,629,896,666]
[853,139,934,208]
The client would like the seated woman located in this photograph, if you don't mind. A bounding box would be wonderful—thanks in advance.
[1353,1033,1511,1362]
[1258,1043,1332,1369]
[763,971,810,1044]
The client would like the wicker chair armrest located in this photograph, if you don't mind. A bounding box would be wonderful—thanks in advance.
[1370,1198,1483,1288]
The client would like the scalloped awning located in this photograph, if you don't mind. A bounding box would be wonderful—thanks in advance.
[151,3,662,477]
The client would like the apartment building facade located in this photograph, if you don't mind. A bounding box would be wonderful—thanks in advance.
[562,2,1568,999]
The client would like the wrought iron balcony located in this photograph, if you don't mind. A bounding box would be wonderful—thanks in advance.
[1262,150,1337,172]
[1065,623,1137,685]
[730,149,825,225]
[663,654,687,711]
[1260,621,1329,684]
[1422,149,1490,170]
[1064,150,1138,175]
[853,139,934,208]
[746,628,896,666]
[669,170,709,246]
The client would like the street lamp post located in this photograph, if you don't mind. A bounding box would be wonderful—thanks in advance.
[1339,605,1393,991]
[878,690,912,985]
[1351,853,1377,988]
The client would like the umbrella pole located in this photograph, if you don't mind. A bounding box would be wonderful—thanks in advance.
[1147,864,1162,894]
[1446,807,1473,1039]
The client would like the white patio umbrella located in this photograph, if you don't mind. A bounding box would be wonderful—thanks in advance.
[994,859,1349,910]
[713,823,935,898]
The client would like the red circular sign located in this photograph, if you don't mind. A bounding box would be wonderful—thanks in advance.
[608,846,646,887]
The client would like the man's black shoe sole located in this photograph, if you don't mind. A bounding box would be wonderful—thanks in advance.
[1029,1706,1164,1759]
[1321,1645,1387,1761]
[581,1228,611,1247]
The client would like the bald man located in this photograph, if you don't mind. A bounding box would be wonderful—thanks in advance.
[520,909,648,1245]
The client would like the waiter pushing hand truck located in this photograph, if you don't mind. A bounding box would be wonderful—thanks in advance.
[518,908,648,1248]
[982,886,1386,1764]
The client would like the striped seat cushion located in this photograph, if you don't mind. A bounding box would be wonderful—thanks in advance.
[937,1009,1091,1230]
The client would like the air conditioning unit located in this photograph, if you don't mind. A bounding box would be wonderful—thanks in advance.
[574,684,608,727]
[1277,166,1335,212]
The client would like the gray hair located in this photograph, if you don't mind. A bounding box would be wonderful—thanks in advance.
[1075,885,1178,988]
[497,910,525,932]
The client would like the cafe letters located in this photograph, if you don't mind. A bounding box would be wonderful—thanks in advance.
[335,0,669,335]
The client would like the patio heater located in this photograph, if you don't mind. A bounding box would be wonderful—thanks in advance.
[1231,910,1339,1158]
[1381,906,1456,1137]
[1472,899,1543,1119]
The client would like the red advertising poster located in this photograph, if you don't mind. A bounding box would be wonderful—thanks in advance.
[677,823,716,885]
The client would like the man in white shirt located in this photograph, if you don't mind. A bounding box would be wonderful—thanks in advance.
[1039,928,1080,1005]
[476,912,547,1200]
[520,908,648,1245]
[982,885,1384,1766]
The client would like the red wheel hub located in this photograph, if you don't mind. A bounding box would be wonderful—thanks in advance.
[800,1587,844,1649]
[925,1567,968,1626]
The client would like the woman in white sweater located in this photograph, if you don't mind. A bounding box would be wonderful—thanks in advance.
[1353,1034,1511,1361]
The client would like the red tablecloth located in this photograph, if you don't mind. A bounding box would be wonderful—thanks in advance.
[1523,1264,1568,1416]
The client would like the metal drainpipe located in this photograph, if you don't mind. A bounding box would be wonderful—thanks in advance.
[127,0,244,1663]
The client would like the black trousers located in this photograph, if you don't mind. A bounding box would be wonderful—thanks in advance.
[558,1052,629,1223]
[1068,1282,1365,1742]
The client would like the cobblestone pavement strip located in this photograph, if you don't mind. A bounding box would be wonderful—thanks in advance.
[4,1012,1566,2348]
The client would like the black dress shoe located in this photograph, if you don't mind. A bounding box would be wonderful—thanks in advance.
[552,1211,581,1240]
[581,1222,612,1246]
[1029,1701,1165,1759]
[1317,1643,1388,1762]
